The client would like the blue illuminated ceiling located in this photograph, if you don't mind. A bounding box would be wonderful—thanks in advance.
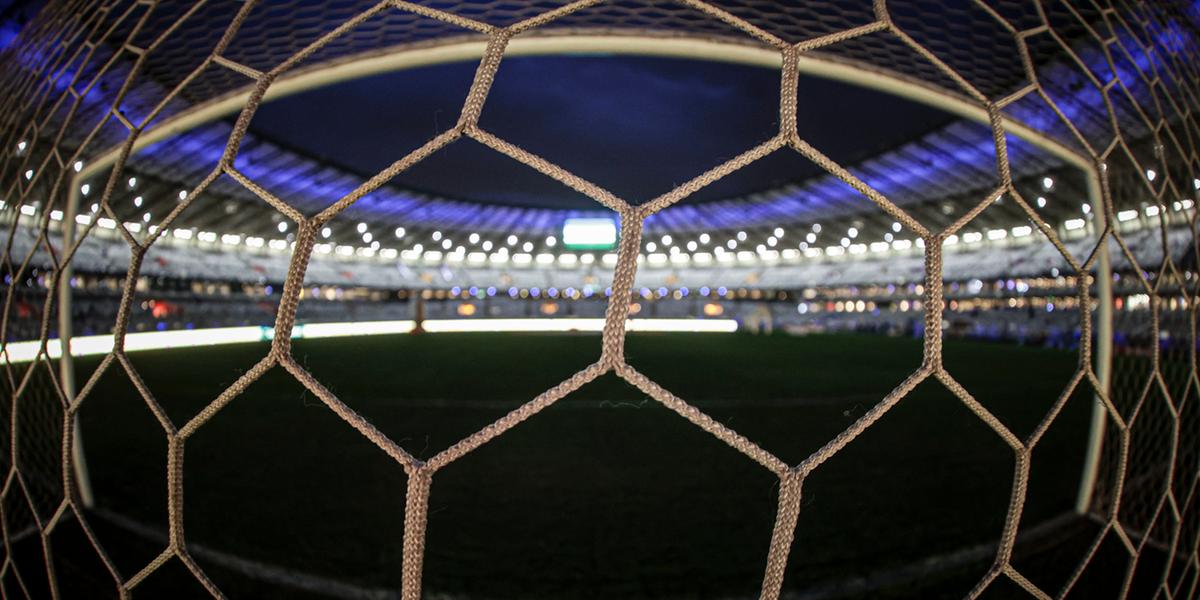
[10,0,1196,244]
[245,56,957,209]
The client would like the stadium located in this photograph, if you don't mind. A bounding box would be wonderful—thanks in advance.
[0,0,1198,598]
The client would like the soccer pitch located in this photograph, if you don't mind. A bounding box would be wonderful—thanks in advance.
[44,333,1124,598]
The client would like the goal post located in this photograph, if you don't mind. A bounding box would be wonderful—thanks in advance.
[1074,167,1113,516]
[58,182,94,508]
[58,27,1120,528]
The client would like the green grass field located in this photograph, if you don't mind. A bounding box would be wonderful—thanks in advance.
[26,333,1132,598]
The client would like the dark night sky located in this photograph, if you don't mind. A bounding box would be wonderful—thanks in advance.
[248,55,955,209]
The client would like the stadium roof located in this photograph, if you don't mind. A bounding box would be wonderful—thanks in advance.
[5,0,1195,251]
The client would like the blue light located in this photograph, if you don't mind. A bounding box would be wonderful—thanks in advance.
[508,287,518,298]
[717,286,728,296]
[450,286,461,296]
[486,286,497,297]
[699,286,710,296]
[679,287,689,297]
[111,21,1180,238]
[530,287,540,298]
[468,286,478,296]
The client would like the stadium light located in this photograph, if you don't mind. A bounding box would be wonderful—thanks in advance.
[1117,210,1138,222]
[395,227,406,238]
[774,227,784,237]
[177,189,188,200]
[364,233,374,243]
[468,233,479,244]
[1036,196,1047,208]
[23,169,32,180]
[699,233,710,244]
[522,241,533,252]
[134,196,143,207]
[73,160,83,172]
[892,222,901,232]
[128,176,137,189]
[507,234,518,245]
[812,223,822,233]
[277,222,288,233]
[321,227,332,238]
[661,234,672,245]
[546,236,556,247]
[16,140,25,153]
[646,242,657,252]
[1146,169,1157,181]
[1042,176,1054,190]
[561,217,617,250]
[357,223,368,233]
[806,233,816,243]
[80,183,90,195]
[847,227,858,238]
[736,231,747,241]
[1065,219,1086,230]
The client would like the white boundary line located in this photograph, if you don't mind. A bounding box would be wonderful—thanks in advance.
[7,318,738,362]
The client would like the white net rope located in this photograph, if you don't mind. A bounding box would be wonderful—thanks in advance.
[0,0,1197,598]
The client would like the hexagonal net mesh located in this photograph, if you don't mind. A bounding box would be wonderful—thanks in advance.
[0,0,1198,598]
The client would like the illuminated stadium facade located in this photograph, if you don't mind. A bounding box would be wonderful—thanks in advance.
[2,0,1200,598]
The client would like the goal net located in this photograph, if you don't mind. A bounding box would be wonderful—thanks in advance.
[0,0,1198,598]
